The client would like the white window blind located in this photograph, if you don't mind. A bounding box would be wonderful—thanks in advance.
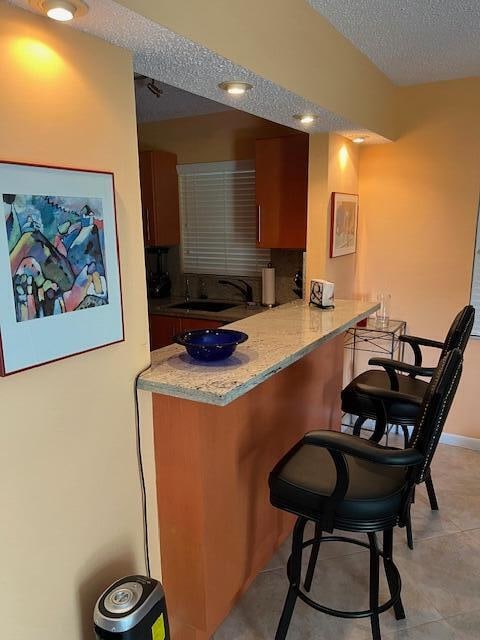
[470,201,480,336]
[178,160,270,276]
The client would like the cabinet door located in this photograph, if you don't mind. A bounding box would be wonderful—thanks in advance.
[139,150,180,247]
[255,134,309,249]
[149,315,223,351]
[149,315,181,350]
[180,318,223,332]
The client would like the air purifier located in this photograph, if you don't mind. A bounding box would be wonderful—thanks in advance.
[94,575,170,639]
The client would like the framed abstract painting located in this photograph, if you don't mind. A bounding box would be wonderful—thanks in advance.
[330,192,359,258]
[0,161,124,376]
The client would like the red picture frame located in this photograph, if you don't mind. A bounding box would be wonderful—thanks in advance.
[0,159,124,376]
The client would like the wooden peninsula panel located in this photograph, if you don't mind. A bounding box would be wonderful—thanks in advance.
[152,334,344,640]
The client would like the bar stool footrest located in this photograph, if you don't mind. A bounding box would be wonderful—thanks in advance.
[286,535,402,620]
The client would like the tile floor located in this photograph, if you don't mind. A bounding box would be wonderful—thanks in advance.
[213,437,480,639]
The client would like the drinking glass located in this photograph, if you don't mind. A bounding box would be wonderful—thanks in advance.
[376,293,391,327]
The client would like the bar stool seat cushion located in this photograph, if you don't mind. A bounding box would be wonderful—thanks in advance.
[342,371,428,422]
[270,443,408,525]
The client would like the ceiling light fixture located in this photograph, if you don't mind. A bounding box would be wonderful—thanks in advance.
[45,1,75,20]
[352,136,366,144]
[218,81,253,96]
[30,0,89,22]
[293,114,317,125]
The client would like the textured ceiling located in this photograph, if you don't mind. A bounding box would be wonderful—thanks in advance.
[134,79,232,123]
[308,0,480,85]
[10,0,389,142]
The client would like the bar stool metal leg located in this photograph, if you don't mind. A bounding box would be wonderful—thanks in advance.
[406,504,414,550]
[353,415,367,437]
[383,528,406,620]
[425,472,439,511]
[400,424,410,449]
[275,518,307,640]
[368,533,381,640]
[304,523,322,592]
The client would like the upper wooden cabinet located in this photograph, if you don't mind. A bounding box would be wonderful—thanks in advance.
[255,134,309,249]
[139,149,180,246]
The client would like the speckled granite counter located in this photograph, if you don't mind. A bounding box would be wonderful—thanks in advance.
[138,299,377,406]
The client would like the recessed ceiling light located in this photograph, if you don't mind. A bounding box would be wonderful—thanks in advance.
[46,1,75,20]
[30,0,89,21]
[218,81,253,96]
[294,114,317,125]
[352,136,366,144]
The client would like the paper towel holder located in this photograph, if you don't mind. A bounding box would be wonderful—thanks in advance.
[262,262,277,308]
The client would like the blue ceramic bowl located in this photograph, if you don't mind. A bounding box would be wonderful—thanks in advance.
[174,328,248,362]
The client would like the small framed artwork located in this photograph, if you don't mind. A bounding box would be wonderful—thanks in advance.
[0,161,124,376]
[330,192,359,258]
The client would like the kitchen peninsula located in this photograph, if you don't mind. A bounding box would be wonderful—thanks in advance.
[138,299,377,640]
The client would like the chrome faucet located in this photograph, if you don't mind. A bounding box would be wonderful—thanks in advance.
[218,279,254,305]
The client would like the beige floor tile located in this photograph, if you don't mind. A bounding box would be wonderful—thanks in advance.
[218,540,442,638]
[382,619,455,639]
[426,446,480,531]
[261,522,366,573]
[443,609,480,639]
[393,531,480,619]
[306,545,442,634]
[407,488,461,543]
[213,567,373,640]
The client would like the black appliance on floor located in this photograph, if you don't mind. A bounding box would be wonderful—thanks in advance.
[94,575,170,639]
[146,247,171,299]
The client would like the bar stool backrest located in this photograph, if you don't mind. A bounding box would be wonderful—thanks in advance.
[410,348,463,484]
[441,305,475,358]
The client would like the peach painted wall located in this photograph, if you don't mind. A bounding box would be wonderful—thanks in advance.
[305,133,329,292]
[0,5,159,639]
[358,78,480,439]
[326,134,360,299]
[306,133,360,299]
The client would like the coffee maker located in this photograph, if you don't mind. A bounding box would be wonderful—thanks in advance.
[146,247,171,299]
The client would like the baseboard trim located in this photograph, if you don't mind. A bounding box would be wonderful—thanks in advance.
[341,418,480,451]
[439,432,480,451]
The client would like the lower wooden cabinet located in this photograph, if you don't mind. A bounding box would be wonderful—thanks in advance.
[149,315,179,351]
[149,314,224,351]
[180,317,224,332]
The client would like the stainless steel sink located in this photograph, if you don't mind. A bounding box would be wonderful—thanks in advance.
[169,301,238,313]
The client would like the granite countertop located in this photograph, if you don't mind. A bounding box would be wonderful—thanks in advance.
[148,297,265,323]
[138,299,378,406]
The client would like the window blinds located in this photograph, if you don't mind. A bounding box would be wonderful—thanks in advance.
[178,160,270,277]
[470,202,480,336]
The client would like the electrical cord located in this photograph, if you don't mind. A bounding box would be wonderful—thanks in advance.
[134,364,153,578]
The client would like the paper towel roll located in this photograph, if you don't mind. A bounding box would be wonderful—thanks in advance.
[262,265,276,307]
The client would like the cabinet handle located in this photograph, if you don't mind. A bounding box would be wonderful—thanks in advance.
[257,205,261,243]
[146,207,151,242]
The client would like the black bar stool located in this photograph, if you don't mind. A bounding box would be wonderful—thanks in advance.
[269,349,463,640]
[341,305,474,547]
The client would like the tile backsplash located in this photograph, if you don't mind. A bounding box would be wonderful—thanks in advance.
[166,246,303,304]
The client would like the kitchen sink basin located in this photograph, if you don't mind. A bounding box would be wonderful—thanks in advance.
[169,301,238,312]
